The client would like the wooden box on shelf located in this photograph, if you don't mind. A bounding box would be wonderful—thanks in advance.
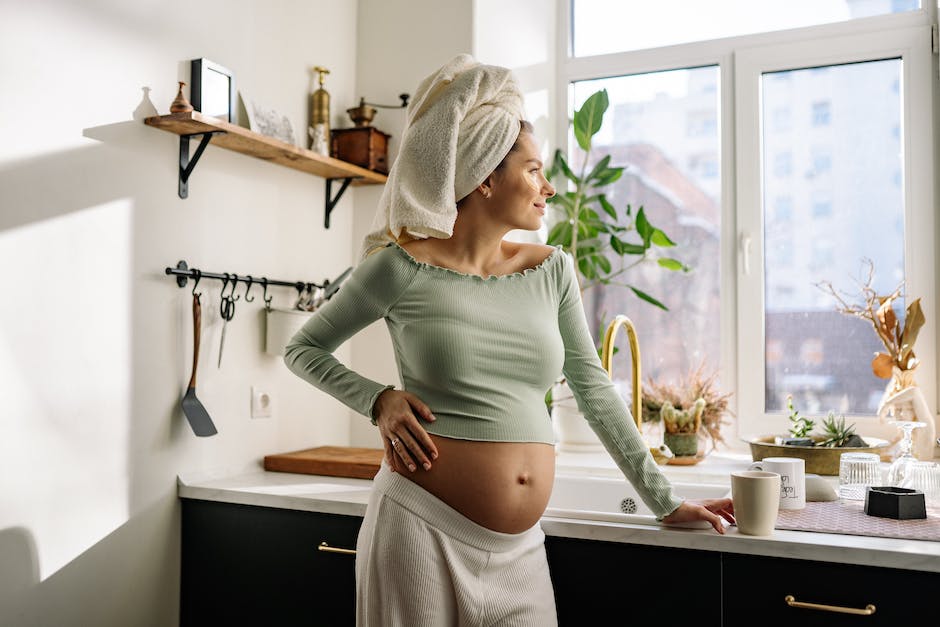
[330,126,389,174]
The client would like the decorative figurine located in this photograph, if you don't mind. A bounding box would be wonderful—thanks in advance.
[170,81,194,113]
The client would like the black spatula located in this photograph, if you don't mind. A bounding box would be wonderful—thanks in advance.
[181,293,217,436]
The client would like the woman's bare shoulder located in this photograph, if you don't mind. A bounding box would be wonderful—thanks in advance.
[399,238,438,264]
[510,241,557,266]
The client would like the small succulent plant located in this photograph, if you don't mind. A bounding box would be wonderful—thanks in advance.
[661,398,706,435]
[786,394,815,439]
[818,412,867,448]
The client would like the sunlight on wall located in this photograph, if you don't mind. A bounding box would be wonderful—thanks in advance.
[0,199,132,580]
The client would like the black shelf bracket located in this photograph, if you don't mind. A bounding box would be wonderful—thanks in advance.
[325,177,361,229]
[178,131,227,199]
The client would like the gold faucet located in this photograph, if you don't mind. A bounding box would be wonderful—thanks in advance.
[601,315,642,431]
[601,315,673,465]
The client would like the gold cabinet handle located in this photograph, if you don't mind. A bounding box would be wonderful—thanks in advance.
[785,595,876,616]
[318,541,356,556]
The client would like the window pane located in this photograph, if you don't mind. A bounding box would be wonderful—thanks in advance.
[569,67,721,393]
[762,59,904,416]
[573,0,921,57]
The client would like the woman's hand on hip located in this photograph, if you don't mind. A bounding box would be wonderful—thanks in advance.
[372,389,439,473]
[661,498,735,534]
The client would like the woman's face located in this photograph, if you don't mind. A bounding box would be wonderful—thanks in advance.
[488,132,556,231]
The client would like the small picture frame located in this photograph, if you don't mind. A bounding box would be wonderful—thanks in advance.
[244,98,297,146]
[190,58,235,122]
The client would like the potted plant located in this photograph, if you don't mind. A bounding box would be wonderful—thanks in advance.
[748,395,888,475]
[543,89,687,451]
[660,398,705,458]
[641,363,733,462]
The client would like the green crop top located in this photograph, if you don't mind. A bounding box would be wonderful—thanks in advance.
[284,242,682,517]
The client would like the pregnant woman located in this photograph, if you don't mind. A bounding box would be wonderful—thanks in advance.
[285,54,734,626]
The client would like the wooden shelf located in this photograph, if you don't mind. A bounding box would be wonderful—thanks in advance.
[144,111,387,227]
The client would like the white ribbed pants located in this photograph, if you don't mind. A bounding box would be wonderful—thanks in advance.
[355,462,558,626]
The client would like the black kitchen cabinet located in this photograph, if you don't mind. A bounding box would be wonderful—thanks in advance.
[722,552,940,626]
[181,500,939,626]
[180,499,361,626]
[545,536,722,625]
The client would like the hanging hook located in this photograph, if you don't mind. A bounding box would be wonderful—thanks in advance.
[261,277,273,311]
[190,268,202,297]
[227,273,241,302]
[220,273,236,321]
[244,275,255,302]
[228,274,241,303]
[219,273,230,302]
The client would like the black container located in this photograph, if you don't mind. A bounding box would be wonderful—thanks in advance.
[864,486,927,520]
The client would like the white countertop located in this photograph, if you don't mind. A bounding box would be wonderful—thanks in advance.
[178,452,940,574]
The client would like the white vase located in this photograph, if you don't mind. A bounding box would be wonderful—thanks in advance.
[551,381,604,453]
[879,384,937,461]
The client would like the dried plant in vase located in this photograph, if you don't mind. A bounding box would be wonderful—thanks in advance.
[641,362,733,454]
[816,258,925,395]
[816,259,934,459]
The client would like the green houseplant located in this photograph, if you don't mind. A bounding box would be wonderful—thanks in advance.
[544,89,688,308]
[544,89,690,451]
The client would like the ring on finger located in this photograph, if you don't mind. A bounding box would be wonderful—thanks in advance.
[390,437,399,448]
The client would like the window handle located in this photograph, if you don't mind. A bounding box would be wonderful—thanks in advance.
[740,233,752,275]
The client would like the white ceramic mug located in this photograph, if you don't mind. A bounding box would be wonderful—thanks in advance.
[750,457,806,510]
[731,470,781,536]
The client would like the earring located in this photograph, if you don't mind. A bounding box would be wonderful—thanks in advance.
[482,189,491,199]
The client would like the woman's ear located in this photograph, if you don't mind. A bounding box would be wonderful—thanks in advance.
[478,174,495,199]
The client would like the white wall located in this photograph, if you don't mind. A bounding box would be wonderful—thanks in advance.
[0,1,360,624]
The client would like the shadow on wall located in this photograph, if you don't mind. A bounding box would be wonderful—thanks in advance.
[0,88,188,625]
[0,526,39,623]
[0,498,180,626]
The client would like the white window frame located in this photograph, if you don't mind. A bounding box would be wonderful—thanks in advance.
[557,2,939,443]
[736,24,937,436]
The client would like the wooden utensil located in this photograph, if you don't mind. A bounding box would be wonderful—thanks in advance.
[181,293,217,436]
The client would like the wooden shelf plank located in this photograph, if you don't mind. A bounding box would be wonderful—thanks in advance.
[144,111,387,185]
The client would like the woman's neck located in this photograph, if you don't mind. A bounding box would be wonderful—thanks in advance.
[434,211,513,272]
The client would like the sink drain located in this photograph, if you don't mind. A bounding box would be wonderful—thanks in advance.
[619,497,637,514]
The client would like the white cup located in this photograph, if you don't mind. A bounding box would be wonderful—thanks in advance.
[731,470,781,536]
[749,457,806,510]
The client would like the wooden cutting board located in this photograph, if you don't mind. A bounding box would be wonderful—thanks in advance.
[264,446,384,479]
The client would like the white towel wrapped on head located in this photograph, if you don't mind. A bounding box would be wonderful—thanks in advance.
[360,54,525,259]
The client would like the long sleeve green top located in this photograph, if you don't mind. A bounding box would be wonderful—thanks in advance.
[284,242,682,518]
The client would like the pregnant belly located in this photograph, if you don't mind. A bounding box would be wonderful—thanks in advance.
[391,435,556,534]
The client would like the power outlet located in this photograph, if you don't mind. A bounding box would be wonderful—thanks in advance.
[250,386,273,419]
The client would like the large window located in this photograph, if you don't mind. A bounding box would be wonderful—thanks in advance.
[562,2,937,438]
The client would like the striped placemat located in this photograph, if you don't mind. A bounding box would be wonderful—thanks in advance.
[775,500,940,541]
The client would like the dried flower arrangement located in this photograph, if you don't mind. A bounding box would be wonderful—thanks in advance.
[641,362,733,452]
[816,258,925,392]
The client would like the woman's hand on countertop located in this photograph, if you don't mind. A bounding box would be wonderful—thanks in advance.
[662,498,735,534]
[373,389,439,473]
